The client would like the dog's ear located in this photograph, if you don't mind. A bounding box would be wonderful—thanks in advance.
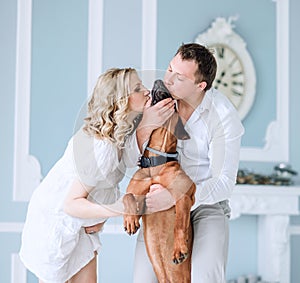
[175,116,190,140]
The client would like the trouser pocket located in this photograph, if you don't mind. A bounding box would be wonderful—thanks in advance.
[218,200,231,218]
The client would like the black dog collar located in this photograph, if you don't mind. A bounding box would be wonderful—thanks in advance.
[138,155,178,168]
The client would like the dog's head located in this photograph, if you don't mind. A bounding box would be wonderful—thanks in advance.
[151,79,173,106]
[150,79,190,140]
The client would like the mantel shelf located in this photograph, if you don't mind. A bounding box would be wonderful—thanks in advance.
[230,184,300,219]
[234,184,300,196]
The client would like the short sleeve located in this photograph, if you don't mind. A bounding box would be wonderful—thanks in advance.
[72,130,119,186]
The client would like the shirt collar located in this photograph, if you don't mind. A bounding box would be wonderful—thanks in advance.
[199,88,213,113]
[187,88,213,124]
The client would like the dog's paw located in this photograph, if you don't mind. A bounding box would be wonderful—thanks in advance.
[172,252,189,265]
[123,215,140,235]
[173,229,190,264]
[124,225,140,235]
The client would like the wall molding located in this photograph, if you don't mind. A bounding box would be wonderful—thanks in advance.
[141,0,157,71]
[0,221,123,235]
[13,0,42,202]
[13,0,106,202]
[290,225,300,235]
[0,222,24,233]
[11,253,27,283]
[240,0,289,162]
[87,0,104,97]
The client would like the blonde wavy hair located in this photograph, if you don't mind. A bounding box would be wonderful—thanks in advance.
[83,68,138,147]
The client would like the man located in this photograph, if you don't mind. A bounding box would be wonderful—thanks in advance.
[134,43,245,282]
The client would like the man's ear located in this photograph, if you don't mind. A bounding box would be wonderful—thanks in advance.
[175,116,190,140]
[198,81,207,91]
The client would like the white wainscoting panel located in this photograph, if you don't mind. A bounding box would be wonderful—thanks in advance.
[13,0,41,202]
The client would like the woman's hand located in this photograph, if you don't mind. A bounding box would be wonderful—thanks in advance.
[84,222,105,234]
[136,98,175,151]
[146,184,175,213]
[140,97,175,131]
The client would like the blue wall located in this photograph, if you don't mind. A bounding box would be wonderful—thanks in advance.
[1,0,300,282]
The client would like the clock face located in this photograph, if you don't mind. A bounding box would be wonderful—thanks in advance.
[210,44,245,110]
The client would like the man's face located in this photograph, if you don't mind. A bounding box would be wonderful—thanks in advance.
[164,54,199,100]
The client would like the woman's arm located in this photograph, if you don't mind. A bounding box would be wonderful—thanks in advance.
[63,179,123,219]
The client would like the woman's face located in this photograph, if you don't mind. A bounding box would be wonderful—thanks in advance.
[128,72,150,113]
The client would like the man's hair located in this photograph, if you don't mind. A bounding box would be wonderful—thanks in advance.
[175,43,217,91]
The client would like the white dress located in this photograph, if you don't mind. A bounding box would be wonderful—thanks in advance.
[19,128,138,282]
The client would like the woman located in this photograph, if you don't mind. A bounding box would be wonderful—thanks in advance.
[19,68,174,283]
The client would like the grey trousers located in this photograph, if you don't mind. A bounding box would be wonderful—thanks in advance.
[133,200,231,283]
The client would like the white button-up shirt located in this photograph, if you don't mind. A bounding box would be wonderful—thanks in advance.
[177,88,244,209]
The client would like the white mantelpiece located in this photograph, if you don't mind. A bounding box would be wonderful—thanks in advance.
[230,185,300,283]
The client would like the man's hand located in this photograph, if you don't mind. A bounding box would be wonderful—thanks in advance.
[146,184,175,213]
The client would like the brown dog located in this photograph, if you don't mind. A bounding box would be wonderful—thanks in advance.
[123,80,196,283]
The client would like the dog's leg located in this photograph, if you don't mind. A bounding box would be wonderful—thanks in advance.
[123,193,142,235]
[123,169,152,235]
[173,184,195,264]
[156,167,196,265]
